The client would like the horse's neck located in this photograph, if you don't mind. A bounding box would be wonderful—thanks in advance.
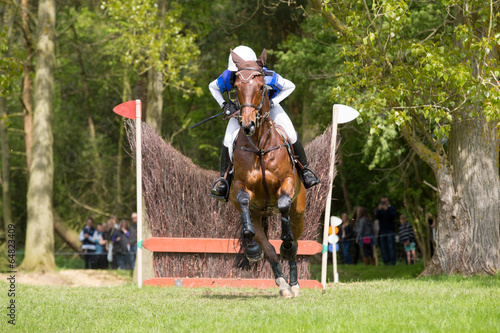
[251,114,274,147]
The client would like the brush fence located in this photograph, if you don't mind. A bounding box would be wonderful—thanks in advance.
[126,121,335,289]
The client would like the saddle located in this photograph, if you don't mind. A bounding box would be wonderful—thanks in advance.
[210,125,301,203]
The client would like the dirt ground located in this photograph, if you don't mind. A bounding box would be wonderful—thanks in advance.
[0,269,131,287]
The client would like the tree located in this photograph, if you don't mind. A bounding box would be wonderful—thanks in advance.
[101,0,201,133]
[0,6,23,234]
[22,0,57,272]
[21,0,34,172]
[310,0,500,275]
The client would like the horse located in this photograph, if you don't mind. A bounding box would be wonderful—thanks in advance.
[228,49,306,298]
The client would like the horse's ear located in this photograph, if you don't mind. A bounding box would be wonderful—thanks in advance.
[256,49,267,68]
[230,49,245,70]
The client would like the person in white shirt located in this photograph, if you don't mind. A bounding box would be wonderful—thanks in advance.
[209,45,320,201]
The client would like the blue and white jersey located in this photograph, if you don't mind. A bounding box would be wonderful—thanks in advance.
[216,69,234,93]
[210,68,293,107]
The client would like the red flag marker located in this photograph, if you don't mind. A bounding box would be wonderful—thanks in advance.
[112,100,143,288]
[113,100,141,119]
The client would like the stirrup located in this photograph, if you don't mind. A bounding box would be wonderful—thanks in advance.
[210,177,229,202]
[301,166,320,189]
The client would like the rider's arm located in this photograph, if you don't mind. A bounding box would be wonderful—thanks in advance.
[208,79,226,108]
[270,75,295,106]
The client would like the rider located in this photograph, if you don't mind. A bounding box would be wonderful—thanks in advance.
[209,45,320,201]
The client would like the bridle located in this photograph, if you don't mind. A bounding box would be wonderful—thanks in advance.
[233,67,269,128]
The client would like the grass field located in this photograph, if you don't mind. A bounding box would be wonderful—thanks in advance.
[2,263,499,332]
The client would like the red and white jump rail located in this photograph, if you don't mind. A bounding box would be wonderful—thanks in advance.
[139,237,323,289]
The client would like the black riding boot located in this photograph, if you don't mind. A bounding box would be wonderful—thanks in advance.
[293,138,320,189]
[210,146,232,202]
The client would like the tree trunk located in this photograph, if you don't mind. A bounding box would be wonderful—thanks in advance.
[404,115,500,276]
[22,0,34,172]
[0,0,18,234]
[416,122,499,276]
[0,96,13,233]
[22,0,56,272]
[53,215,81,253]
[146,68,163,133]
[435,115,500,275]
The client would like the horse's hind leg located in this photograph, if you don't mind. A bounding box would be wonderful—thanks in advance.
[236,190,263,262]
[253,218,293,298]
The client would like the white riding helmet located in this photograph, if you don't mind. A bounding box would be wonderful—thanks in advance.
[227,45,257,71]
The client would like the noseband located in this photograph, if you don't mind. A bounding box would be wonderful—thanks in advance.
[234,67,269,127]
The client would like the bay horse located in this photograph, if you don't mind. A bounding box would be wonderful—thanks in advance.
[228,49,306,298]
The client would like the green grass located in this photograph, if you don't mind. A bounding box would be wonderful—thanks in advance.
[311,261,425,282]
[2,273,499,332]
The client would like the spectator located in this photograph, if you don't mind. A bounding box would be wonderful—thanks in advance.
[399,215,417,265]
[94,224,105,269]
[351,210,361,265]
[129,212,138,270]
[428,213,436,256]
[355,206,375,266]
[372,209,380,266]
[99,223,110,269]
[375,196,397,265]
[112,220,131,270]
[107,217,118,268]
[111,215,119,230]
[340,212,354,264]
[79,217,98,269]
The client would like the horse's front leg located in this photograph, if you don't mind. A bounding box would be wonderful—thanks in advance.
[288,187,305,297]
[253,219,293,298]
[236,189,263,262]
[278,193,297,262]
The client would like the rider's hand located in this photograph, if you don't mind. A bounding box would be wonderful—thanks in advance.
[222,101,238,116]
[269,99,275,109]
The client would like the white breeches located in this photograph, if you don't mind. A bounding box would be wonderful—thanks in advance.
[223,104,297,160]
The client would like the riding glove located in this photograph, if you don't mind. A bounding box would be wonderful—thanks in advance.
[222,101,239,116]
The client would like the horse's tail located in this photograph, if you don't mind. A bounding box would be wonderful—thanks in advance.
[233,217,269,270]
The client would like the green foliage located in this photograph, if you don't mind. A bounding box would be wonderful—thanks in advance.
[100,0,201,96]
[0,27,23,97]
[324,0,500,167]
[274,15,343,134]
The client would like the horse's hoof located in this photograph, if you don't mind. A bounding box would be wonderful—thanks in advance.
[291,284,301,298]
[276,277,293,299]
[280,241,298,261]
[245,242,263,262]
[246,251,264,263]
